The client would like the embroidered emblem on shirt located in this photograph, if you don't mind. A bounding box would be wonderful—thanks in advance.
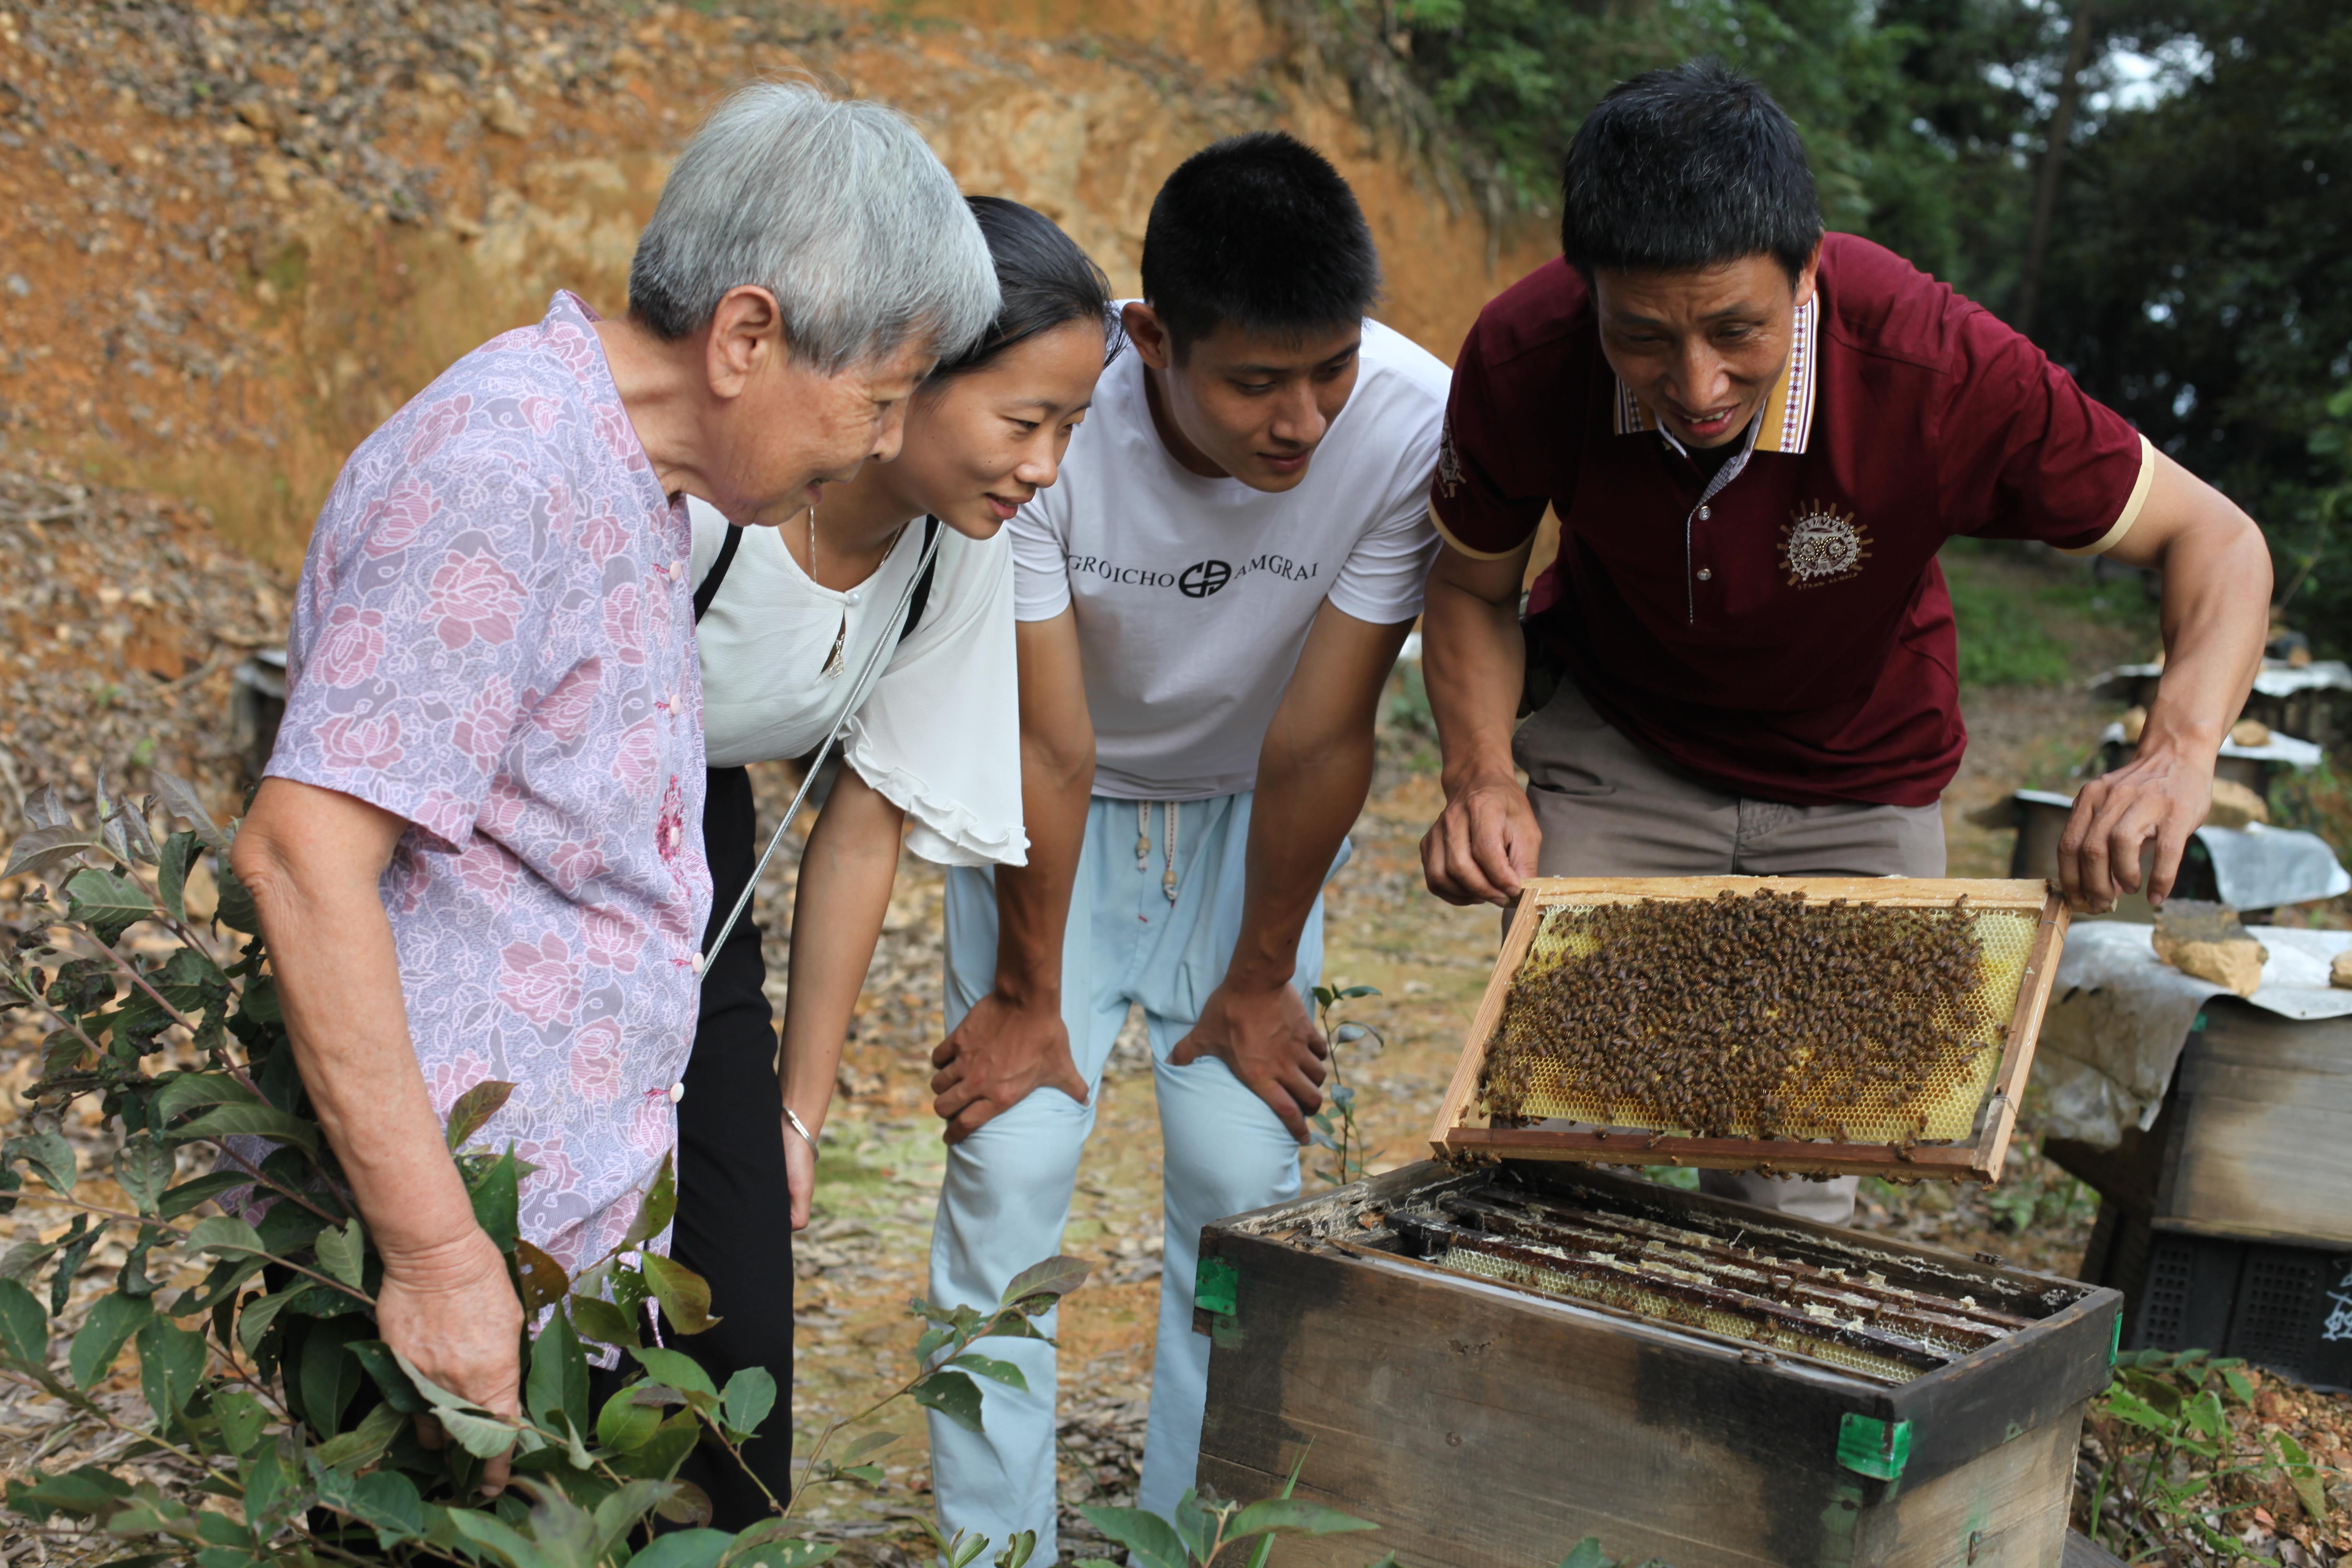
[1436,411,1463,499]
[1779,502,1870,588]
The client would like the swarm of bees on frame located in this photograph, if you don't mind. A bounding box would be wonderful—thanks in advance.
[1480,890,1998,1142]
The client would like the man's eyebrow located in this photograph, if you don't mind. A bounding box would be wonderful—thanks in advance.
[1607,302,1772,328]
[1230,341,1362,376]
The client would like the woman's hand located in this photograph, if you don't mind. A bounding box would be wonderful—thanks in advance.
[783,1109,818,1230]
[375,1226,526,1495]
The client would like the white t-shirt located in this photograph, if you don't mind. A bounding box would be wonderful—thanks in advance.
[689,498,1026,868]
[1010,315,1449,799]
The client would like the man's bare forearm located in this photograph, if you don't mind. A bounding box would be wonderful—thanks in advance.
[1231,606,1412,989]
[2137,515,2271,764]
[780,771,905,1138]
[1421,545,1529,796]
[232,781,479,1266]
[1230,719,1376,990]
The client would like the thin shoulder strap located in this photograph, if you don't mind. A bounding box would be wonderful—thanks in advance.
[691,526,744,624]
[897,516,941,646]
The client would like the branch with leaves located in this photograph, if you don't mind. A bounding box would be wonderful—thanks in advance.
[1307,985,1384,1189]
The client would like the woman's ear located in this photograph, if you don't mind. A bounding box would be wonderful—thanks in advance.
[704,285,787,399]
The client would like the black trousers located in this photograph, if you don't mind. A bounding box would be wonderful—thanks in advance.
[665,764,797,1527]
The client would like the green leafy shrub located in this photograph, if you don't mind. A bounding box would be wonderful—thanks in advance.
[2079,1348,2335,1558]
[0,773,1087,1566]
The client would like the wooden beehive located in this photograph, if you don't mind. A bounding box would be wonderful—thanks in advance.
[1430,877,2070,1183]
[1197,1161,2122,1567]
[2049,998,2352,1389]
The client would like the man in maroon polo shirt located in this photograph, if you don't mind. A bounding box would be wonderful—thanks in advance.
[1417,61,2272,1221]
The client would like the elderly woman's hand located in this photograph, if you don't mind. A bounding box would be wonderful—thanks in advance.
[375,1225,526,1496]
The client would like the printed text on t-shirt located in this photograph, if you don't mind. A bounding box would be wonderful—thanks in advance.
[1064,551,1325,599]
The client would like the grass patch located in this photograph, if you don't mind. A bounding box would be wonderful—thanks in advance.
[1941,539,2159,688]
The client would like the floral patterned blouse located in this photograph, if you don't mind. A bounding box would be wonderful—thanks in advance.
[267,291,710,1271]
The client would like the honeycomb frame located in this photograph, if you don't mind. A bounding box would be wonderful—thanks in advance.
[1429,877,2071,1185]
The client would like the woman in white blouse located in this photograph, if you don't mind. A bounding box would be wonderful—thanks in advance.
[675,198,1118,1526]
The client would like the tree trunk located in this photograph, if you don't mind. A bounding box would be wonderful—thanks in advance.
[2015,0,2099,339]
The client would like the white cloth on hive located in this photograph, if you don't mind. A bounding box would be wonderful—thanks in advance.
[2033,921,2352,1149]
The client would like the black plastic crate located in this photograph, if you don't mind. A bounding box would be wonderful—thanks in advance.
[2098,1207,2352,1391]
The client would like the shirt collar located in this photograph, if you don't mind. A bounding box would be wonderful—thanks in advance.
[1611,292,1819,455]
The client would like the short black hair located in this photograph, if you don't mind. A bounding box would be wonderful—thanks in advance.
[1560,60,1822,284]
[1140,131,1380,355]
[931,196,1122,382]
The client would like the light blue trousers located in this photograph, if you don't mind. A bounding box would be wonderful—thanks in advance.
[928,792,1338,1557]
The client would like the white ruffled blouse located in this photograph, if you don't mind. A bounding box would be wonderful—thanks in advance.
[688,497,1028,869]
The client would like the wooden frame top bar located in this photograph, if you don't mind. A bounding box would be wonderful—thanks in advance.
[1428,876,2071,1184]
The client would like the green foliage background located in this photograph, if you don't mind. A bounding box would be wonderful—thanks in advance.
[1306,0,2350,649]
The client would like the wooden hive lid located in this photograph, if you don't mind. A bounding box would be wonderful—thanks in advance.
[1428,876,2070,1183]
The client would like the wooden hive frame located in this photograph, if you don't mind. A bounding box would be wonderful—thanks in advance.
[1428,877,2070,1183]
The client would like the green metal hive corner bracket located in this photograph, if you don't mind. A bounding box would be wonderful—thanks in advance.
[1196,1256,1239,1317]
[1837,1413,1913,1480]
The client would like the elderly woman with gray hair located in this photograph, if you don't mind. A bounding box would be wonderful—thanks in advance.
[230,83,996,1493]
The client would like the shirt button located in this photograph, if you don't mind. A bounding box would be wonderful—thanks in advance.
[1697,568,1713,582]
[1698,505,1712,520]
[845,590,861,606]
[668,1082,686,1105]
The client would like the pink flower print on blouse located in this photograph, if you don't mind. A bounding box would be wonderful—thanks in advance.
[642,572,674,649]
[426,550,527,650]
[478,774,530,840]
[405,395,475,466]
[499,933,583,1027]
[319,712,404,771]
[364,475,438,557]
[452,676,518,770]
[568,1018,625,1102]
[310,605,387,688]
[581,905,641,974]
[655,774,687,868]
[578,511,632,562]
[627,1092,674,1156]
[610,718,661,798]
[455,836,520,906]
[593,401,645,468]
[601,581,646,667]
[547,836,607,897]
[539,318,598,377]
[531,660,601,746]
[512,1139,580,1208]
[518,394,562,436]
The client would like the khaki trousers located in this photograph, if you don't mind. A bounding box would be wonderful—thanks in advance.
[1511,678,1947,1225]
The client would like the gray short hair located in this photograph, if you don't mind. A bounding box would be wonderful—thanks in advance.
[629,83,998,374]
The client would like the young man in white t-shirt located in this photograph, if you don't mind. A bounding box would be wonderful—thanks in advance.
[922,132,1449,1551]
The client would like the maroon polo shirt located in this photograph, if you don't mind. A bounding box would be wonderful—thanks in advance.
[1431,233,2153,807]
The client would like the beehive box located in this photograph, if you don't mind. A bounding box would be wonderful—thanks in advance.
[1197,1161,2122,1567]
[2049,998,2352,1387]
[1431,877,2070,1183]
